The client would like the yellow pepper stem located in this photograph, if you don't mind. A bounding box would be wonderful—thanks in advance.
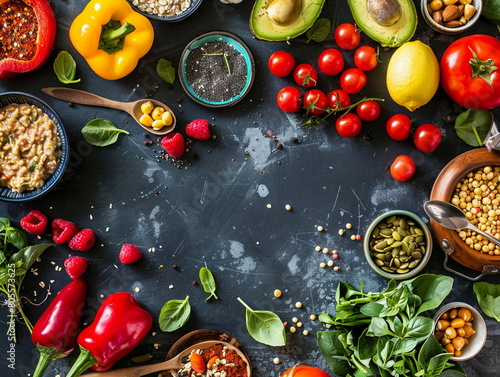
[99,21,136,54]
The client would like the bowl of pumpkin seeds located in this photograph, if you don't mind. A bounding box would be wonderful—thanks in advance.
[363,210,433,280]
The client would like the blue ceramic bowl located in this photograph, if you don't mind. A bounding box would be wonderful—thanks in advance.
[128,0,203,22]
[0,92,69,202]
[179,31,255,108]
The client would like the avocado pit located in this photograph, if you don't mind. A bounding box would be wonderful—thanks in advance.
[267,0,302,25]
[367,0,402,26]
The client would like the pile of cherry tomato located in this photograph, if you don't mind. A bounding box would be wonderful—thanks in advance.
[268,23,443,182]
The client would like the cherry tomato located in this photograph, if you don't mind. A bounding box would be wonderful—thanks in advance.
[280,365,331,377]
[327,89,351,110]
[268,51,296,77]
[303,89,328,115]
[386,114,412,141]
[334,23,361,50]
[318,48,344,76]
[335,113,362,137]
[293,63,318,88]
[354,45,378,71]
[390,155,416,181]
[276,87,301,113]
[413,123,442,153]
[340,68,367,94]
[440,34,500,110]
[356,100,381,121]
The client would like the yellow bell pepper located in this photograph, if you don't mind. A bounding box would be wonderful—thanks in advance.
[69,0,154,80]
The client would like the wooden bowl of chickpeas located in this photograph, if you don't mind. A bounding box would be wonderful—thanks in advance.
[433,302,486,360]
[429,148,500,273]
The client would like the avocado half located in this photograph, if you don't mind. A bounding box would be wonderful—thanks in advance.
[347,0,417,48]
[250,0,326,41]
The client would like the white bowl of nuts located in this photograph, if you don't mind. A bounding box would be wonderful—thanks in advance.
[421,0,482,35]
[433,302,487,361]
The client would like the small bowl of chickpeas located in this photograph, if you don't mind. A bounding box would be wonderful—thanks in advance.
[433,302,487,360]
[421,0,482,35]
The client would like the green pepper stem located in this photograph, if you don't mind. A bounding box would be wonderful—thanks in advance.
[66,347,99,377]
[103,22,135,42]
[99,21,136,54]
[33,345,66,377]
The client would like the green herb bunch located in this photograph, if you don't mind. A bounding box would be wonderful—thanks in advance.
[317,274,466,377]
[0,218,51,341]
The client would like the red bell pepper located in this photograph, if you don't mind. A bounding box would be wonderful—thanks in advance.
[0,0,56,79]
[31,279,87,377]
[66,292,153,377]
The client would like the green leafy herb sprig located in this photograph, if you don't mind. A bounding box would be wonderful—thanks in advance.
[473,281,500,321]
[81,118,129,146]
[455,109,493,146]
[317,274,465,377]
[156,58,176,84]
[53,51,81,84]
[0,218,51,342]
[158,296,191,332]
[306,18,331,43]
[199,266,218,301]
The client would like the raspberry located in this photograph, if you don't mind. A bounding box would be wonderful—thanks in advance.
[185,119,211,141]
[20,210,48,235]
[119,244,142,264]
[64,256,88,280]
[161,132,185,158]
[52,219,79,244]
[68,229,96,251]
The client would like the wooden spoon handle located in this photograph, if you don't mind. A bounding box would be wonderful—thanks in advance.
[81,358,182,377]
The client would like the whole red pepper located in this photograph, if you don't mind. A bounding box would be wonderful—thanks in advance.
[0,0,56,79]
[31,279,87,377]
[66,292,153,377]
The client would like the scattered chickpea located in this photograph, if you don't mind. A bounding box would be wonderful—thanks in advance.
[285,204,292,211]
[274,289,282,298]
[297,321,303,328]
[319,262,326,268]
[338,229,345,235]
[292,317,298,323]
[310,314,317,321]
[302,330,309,336]
[266,204,272,209]
[346,223,352,229]
[295,301,303,309]
[315,245,321,252]
[290,326,296,333]
[327,260,334,267]
[322,247,329,254]
[333,266,340,271]
[317,225,324,232]
[273,357,281,365]
[350,235,356,240]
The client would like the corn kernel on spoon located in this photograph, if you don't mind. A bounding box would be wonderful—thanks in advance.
[42,87,176,136]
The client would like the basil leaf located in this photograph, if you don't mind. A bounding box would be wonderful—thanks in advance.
[156,58,176,84]
[473,282,500,321]
[54,51,81,84]
[306,18,331,43]
[199,266,218,301]
[455,109,493,147]
[237,297,286,346]
[81,118,129,147]
[158,296,191,332]
[9,243,51,287]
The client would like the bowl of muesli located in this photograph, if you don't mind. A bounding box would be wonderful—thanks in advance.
[0,92,69,202]
[128,0,203,22]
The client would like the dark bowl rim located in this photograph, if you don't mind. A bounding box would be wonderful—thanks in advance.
[127,0,203,22]
[0,91,69,202]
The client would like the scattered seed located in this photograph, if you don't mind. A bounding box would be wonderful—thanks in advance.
[339,229,345,235]
[317,225,324,232]
[315,245,321,252]
[334,266,340,271]
[303,330,309,336]
[285,204,292,211]
[310,314,317,321]
[346,223,352,229]
[292,317,298,323]
[327,260,334,267]
[273,357,281,365]
[351,235,356,240]
[290,326,296,333]
[266,204,272,209]
[322,247,329,254]
[295,301,303,309]
[274,289,282,298]
[297,321,303,328]
[135,287,141,292]
[319,262,326,268]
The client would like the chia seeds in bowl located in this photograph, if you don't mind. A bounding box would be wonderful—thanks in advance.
[179,31,255,108]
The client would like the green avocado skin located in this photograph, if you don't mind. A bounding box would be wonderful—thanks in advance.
[483,0,500,25]
[250,0,326,41]
[346,0,417,48]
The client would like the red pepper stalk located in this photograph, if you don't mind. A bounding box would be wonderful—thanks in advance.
[66,292,153,377]
[31,279,87,377]
[0,0,56,79]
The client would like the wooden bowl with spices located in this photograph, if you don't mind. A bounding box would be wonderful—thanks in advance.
[178,31,256,108]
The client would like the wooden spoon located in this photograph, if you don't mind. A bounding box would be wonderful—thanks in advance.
[80,340,251,377]
[41,87,176,136]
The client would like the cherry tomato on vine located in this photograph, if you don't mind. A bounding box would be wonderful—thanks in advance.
[356,100,381,121]
[386,114,412,141]
[340,68,367,94]
[280,365,331,377]
[327,89,351,110]
[334,23,361,50]
[335,113,362,137]
[390,155,416,181]
[276,86,301,113]
[293,63,318,88]
[413,123,442,153]
[354,45,378,71]
[318,48,344,76]
[268,51,295,77]
[303,89,328,115]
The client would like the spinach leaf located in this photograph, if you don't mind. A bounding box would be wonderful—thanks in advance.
[156,58,176,84]
[317,330,354,376]
[199,266,218,301]
[81,118,129,146]
[158,296,191,332]
[54,51,81,84]
[407,274,454,315]
[306,18,331,43]
[473,281,500,321]
[454,109,493,146]
[237,297,286,346]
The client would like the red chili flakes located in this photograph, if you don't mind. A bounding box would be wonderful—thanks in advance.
[0,0,38,61]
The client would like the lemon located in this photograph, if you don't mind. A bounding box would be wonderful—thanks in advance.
[386,41,440,112]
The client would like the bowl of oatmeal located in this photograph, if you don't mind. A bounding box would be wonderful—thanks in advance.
[128,0,203,22]
[0,92,69,202]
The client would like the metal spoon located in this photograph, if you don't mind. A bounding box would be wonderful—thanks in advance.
[423,200,500,247]
[80,340,251,377]
[41,87,175,136]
